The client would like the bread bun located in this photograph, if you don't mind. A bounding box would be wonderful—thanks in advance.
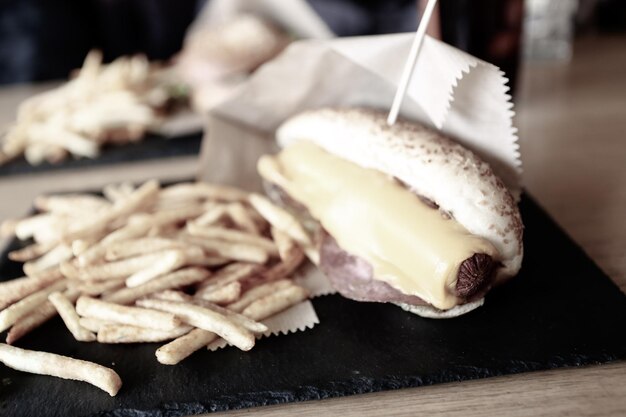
[396,299,485,318]
[277,108,523,288]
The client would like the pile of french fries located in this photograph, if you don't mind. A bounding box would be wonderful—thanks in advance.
[0,50,187,167]
[0,181,317,396]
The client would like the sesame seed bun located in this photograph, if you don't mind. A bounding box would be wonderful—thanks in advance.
[276,108,523,317]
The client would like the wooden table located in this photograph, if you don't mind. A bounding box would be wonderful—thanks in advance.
[1,35,625,416]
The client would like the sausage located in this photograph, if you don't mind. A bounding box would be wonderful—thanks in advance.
[320,232,494,306]
[265,181,496,307]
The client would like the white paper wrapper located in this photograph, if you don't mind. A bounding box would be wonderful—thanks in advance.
[205,263,332,351]
[200,32,523,339]
[207,300,319,351]
[210,33,521,196]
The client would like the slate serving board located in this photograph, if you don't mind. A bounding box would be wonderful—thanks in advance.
[1,194,625,417]
[0,131,203,177]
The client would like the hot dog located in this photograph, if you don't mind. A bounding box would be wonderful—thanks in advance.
[257,108,523,318]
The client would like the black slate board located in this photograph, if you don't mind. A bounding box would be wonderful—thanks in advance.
[0,131,203,177]
[1,195,626,417]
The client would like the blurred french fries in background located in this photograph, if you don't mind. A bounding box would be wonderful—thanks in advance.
[0,50,190,167]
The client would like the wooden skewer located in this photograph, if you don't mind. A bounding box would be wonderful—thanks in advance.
[387,0,438,126]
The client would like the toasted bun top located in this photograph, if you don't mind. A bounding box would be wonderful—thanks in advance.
[276,108,523,284]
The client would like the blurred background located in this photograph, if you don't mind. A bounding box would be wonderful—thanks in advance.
[0,0,624,90]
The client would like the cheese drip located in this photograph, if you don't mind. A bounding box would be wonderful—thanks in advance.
[260,141,498,310]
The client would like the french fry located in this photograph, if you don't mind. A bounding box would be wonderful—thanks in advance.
[8,241,56,262]
[23,244,73,276]
[70,278,126,297]
[146,225,178,240]
[34,194,110,215]
[244,204,268,230]
[136,299,254,351]
[227,280,293,313]
[100,215,152,245]
[62,251,167,281]
[241,285,309,322]
[76,296,180,331]
[107,178,159,212]
[78,317,113,333]
[13,214,56,240]
[126,246,210,287]
[195,281,241,305]
[97,323,192,344]
[75,49,102,82]
[156,328,217,365]
[0,344,122,396]
[248,194,311,246]
[5,302,56,344]
[226,202,260,234]
[77,216,152,266]
[104,267,209,305]
[101,286,124,299]
[105,237,183,261]
[158,183,248,203]
[103,182,135,203]
[0,268,63,310]
[170,294,267,334]
[258,247,305,283]
[1,125,27,157]
[151,197,197,212]
[61,180,159,242]
[0,276,40,310]
[186,224,278,256]
[190,205,228,228]
[71,239,93,256]
[125,249,187,287]
[6,289,80,345]
[31,218,74,244]
[256,154,288,189]
[27,124,99,159]
[49,292,96,342]
[151,290,189,302]
[118,181,136,195]
[17,88,62,122]
[75,243,108,267]
[182,236,268,264]
[270,227,297,261]
[149,205,206,226]
[187,254,230,267]
[195,263,261,297]
[89,105,153,135]
[0,280,67,333]
[303,245,320,265]
[24,142,49,165]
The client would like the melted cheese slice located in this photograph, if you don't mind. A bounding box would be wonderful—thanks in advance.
[260,141,498,310]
